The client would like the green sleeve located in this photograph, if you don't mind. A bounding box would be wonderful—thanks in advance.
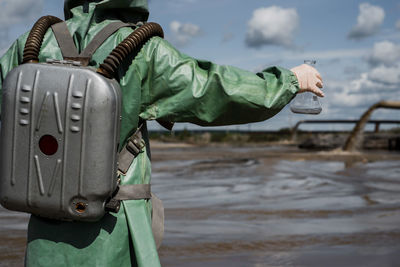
[137,37,299,126]
[0,35,26,118]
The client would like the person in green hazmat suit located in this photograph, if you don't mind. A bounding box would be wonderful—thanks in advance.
[0,0,324,266]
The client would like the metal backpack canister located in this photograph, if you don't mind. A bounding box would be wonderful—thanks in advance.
[0,16,164,222]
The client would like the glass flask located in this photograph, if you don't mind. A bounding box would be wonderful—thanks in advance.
[290,60,322,115]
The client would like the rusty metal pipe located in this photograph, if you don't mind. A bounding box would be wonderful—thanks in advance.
[343,101,400,151]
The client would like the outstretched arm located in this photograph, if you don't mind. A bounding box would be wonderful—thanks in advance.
[136,37,300,126]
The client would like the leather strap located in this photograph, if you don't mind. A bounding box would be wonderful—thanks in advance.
[51,22,79,59]
[114,184,151,200]
[80,22,137,58]
[51,21,137,66]
[118,125,145,175]
[110,185,164,249]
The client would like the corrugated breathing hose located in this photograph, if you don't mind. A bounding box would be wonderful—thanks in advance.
[97,22,172,130]
[21,16,172,129]
[97,22,164,79]
[22,16,164,79]
[22,15,63,64]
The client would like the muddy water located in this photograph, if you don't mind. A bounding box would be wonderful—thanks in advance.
[1,145,400,266]
[152,145,400,267]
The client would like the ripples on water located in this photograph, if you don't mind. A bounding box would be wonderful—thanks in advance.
[152,146,400,267]
[1,145,399,266]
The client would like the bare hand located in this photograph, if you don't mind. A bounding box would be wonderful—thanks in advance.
[290,64,324,97]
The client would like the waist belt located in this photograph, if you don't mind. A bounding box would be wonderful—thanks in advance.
[106,184,164,250]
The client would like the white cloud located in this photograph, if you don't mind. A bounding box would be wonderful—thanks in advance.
[327,40,400,111]
[169,21,202,47]
[221,47,370,70]
[284,48,369,61]
[351,71,399,93]
[327,72,397,110]
[367,41,400,66]
[327,66,400,110]
[329,90,383,108]
[348,3,385,40]
[368,65,400,85]
[245,6,299,48]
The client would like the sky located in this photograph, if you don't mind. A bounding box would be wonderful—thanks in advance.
[1,0,399,131]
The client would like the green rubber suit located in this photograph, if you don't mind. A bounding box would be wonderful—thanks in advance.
[0,0,299,266]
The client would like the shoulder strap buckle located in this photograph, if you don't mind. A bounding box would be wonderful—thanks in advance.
[118,124,145,175]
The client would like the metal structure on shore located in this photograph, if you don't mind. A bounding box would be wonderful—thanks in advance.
[290,101,400,151]
[343,101,400,151]
[291,119,400,142]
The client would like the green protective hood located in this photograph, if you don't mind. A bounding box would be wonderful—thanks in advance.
[64,0,149,22]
